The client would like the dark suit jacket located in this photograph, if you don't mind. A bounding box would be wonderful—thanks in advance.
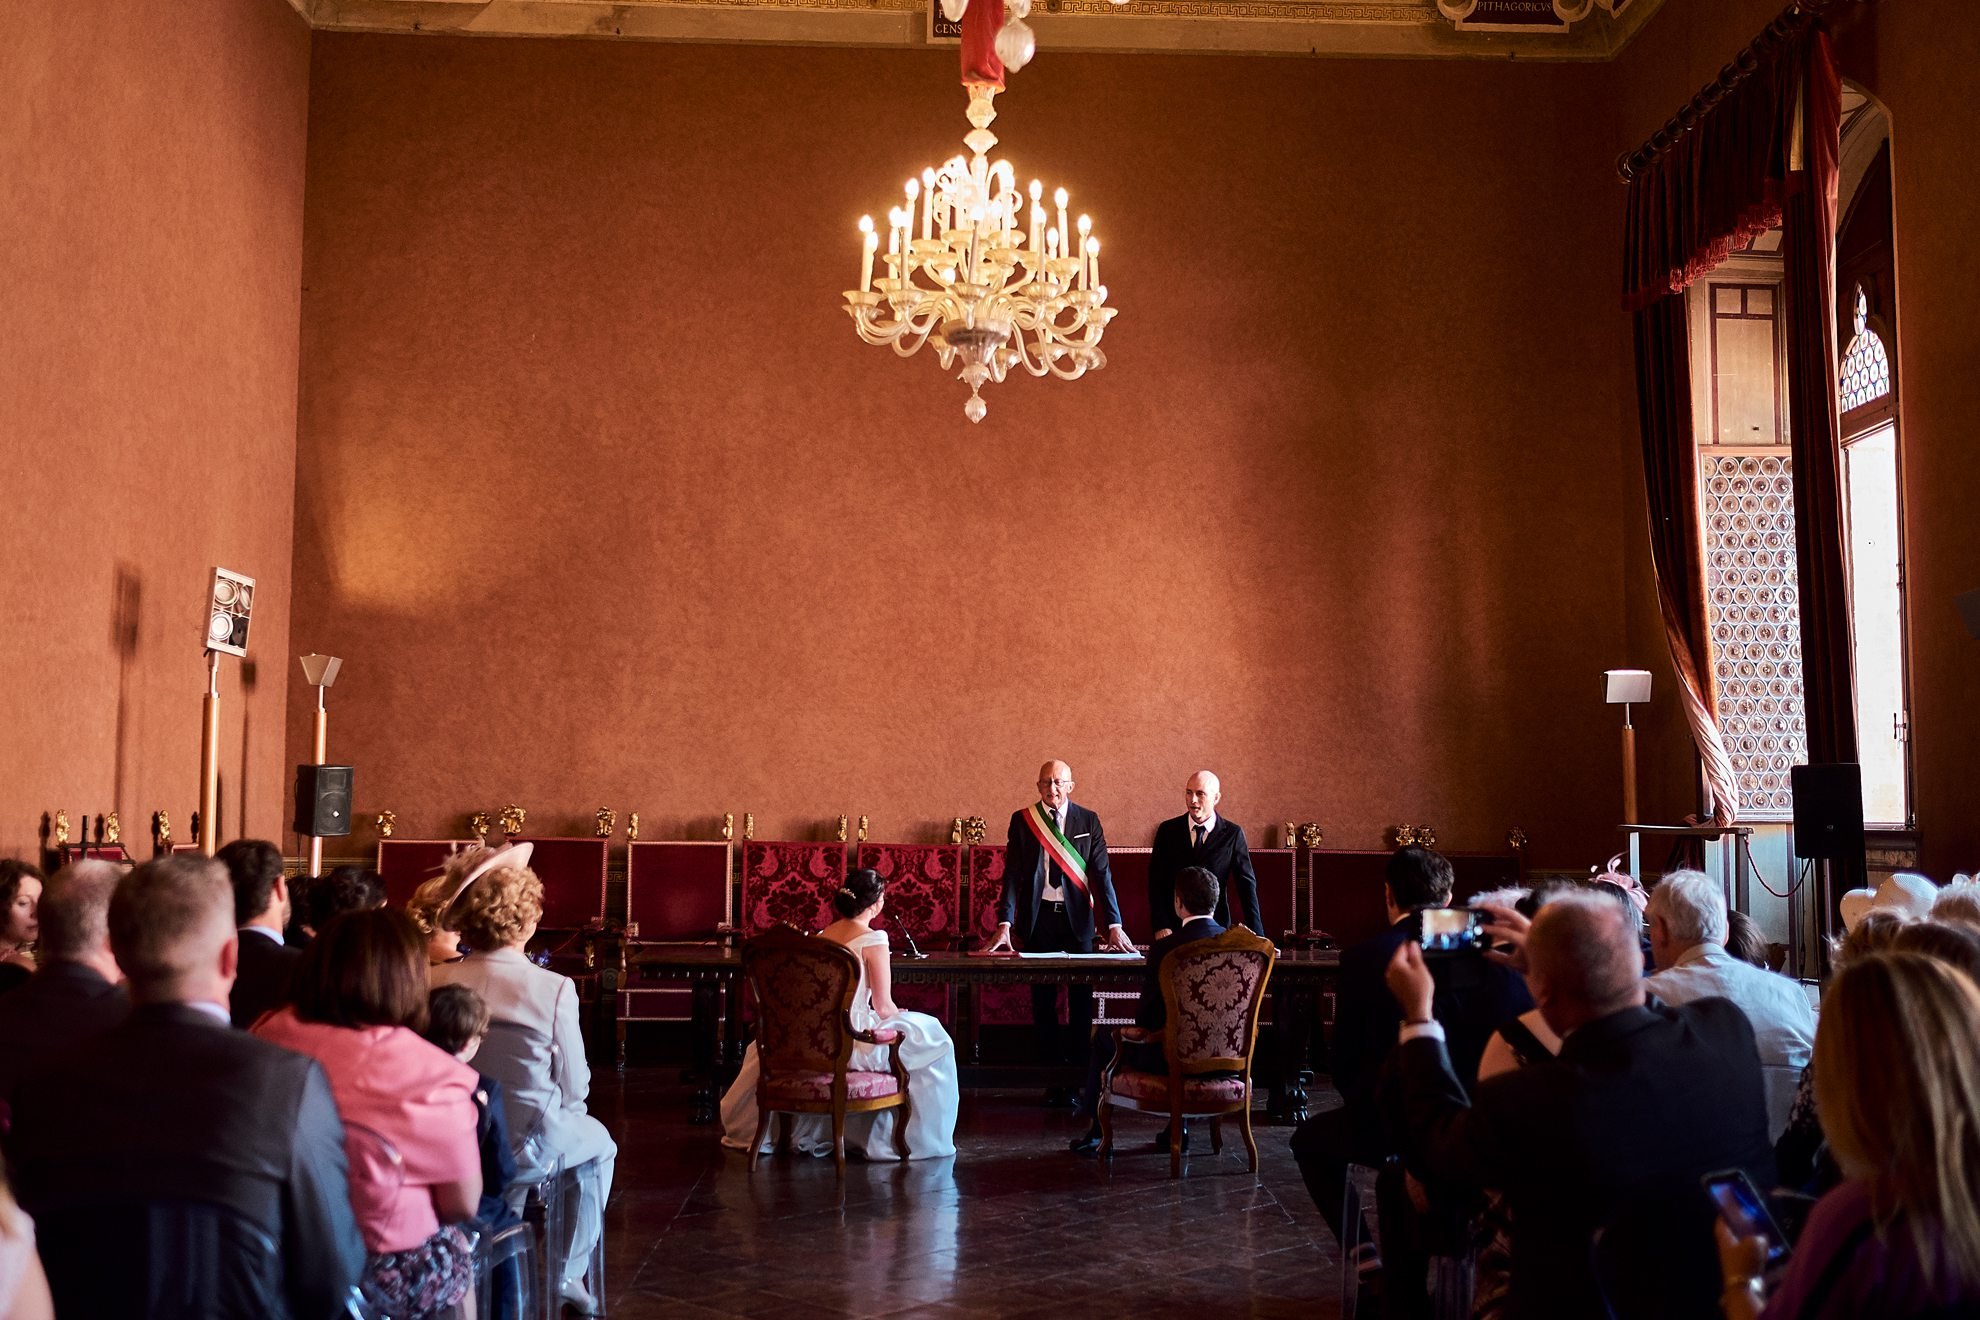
[10,1001,365,1320]
[232,927,302,1029]
[0,961,129,1103]
[1149,815,1261,934]
[1393,998,1777,1319]
[1134,917,1226,1032]
[997,802,1122,947]
[1332,912,1531,1147]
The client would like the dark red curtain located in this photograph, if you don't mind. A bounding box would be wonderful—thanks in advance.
[1622,18,1855,834]
[1630,296,1741,823]
[1780,31,1855,767]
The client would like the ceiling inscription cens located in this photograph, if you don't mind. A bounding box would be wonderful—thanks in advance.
[284,0,1663,59]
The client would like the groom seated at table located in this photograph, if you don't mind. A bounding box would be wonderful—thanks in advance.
[1068,866,1226,1155]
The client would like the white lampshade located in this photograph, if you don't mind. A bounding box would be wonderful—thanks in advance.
[1604,669,1652,704]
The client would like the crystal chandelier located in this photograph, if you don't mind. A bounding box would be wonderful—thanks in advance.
[841,0,1115,422]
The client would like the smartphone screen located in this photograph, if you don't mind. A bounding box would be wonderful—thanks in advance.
[1703,1169,1791,1265]
[1419,907,1486,954]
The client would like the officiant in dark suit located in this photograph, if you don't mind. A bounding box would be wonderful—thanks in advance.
[987,760,1130,1089]
[1148,770,1261,937]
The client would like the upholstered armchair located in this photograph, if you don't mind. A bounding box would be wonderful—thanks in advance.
[1098,927,1276,1178]
[741,925,911,1175]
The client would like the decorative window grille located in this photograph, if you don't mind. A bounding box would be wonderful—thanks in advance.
[1840,285,1892,415]
[1702,456,1808,818]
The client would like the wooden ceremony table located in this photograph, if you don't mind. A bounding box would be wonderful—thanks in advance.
[609,946,1342,1126]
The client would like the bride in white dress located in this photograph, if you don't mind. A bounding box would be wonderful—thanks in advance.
[720,869,959,1160]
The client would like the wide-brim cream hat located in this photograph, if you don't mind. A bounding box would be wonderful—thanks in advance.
[1839,871,1937,932]
[444,840,534,909]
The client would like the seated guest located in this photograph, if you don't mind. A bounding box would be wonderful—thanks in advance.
[1290,847,1532,1251]
[408,855,487,965]
[1721,952,1980,1319]
[1385,891,1774,1318]
[254,909,481,1318]
[421,983,520,1229]
[297,864,385,941]
[0,860,128,1105]
[1644,871,1814,1140]
[10,856,363,1318]
[217,838,301,1028]
[0,862,43,973]
[1069,865,1226,1153]
[1777,910,1908,1194]
[1930,879,1980,933]
[432,853,614,1315]
[1725,909,1772,968]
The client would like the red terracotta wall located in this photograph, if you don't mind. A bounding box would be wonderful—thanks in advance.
[290,36,1632,865]
[1615,0,1980,872]
[0,0,311,858]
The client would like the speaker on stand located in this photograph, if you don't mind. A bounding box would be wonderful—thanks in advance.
[1791,762,1865,977]
[294,765,354,839]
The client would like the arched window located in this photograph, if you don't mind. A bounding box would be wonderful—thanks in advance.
[1839,284,1892,415]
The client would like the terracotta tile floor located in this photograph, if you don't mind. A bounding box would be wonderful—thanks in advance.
[590,1073,1346,1318]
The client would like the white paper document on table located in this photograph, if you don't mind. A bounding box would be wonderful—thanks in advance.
[1016,951,1143,959]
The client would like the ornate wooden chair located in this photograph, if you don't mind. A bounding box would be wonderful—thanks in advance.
[1098,927,1276,1178]
[740,925,911,1176]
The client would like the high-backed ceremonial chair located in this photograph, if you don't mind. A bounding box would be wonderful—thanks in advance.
[1098,927,1276,1178]
[741,925,911,1176]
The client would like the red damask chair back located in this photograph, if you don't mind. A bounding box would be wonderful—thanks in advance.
[742,926,861,1076]
[741,841,847,936]
[856,844,962,949]
[1162,930,1276,1073]
[967,845,1006,945]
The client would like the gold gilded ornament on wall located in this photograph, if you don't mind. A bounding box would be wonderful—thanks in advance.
[1299,822,1325,850]
[721,813,734,841]
[951,817,965,845]
[627,812,640,842]
[498,805,526,838]
[857,815,869,843]
[1284,821,1297,849]
[468,812,491,842]
[376,810,397,839]
[1507,827,1528,852]
[836,815,849,843]
[102,812,121,845]
[53,810,70,848]
[743,813,755,841]
[595,808,616,839]
[962,816,987,846]
[1392,825,1417,847]
[153,810,172,850]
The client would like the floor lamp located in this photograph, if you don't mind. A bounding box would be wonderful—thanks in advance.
[299,654,344,877]
[1605,669,1652,825]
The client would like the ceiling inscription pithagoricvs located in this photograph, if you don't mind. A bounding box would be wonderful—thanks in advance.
[283,0,1663,59]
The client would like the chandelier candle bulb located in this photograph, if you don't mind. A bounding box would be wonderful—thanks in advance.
[859,216,876,292]
[1076,215,1091,288]
[1054,188,1069,261]
[1088,237,1100,288]
[921,167,935,238]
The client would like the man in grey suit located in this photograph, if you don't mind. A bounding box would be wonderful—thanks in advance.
[11,855,364,1320]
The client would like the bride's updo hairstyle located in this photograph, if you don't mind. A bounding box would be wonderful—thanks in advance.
[833,869,887,919]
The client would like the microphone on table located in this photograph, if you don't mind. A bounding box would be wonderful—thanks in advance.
[898,925,929,960]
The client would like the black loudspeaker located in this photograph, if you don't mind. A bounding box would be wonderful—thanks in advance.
[1791,763,1864,860]
[293,765,354,838]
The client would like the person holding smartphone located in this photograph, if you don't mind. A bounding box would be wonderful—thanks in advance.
[1719,951,1980,1319]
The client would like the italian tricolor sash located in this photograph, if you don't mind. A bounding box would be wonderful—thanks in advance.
[1023,803,1089,897]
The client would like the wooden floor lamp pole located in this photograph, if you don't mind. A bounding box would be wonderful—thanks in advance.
[309,688,328,877]
[1621,706,1639,825]
[199,651,220,856]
